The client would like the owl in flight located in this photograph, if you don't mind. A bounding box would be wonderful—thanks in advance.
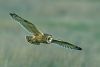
[10,13,82,50]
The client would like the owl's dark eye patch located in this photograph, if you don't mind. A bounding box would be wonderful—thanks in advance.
[48,37,51,40]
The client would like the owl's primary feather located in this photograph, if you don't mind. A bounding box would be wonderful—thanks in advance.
[52,39,82,50]
[10,13,43,35]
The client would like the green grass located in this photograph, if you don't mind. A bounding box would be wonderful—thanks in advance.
[0,20,99,67]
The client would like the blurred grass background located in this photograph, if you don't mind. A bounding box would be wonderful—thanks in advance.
[0,0,100,67]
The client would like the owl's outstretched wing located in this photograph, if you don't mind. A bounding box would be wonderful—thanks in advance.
[10,13,43,35]
[52,39,82,50]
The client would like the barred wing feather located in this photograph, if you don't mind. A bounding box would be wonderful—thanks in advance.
[10,13,43,35]
[52,39,82,50]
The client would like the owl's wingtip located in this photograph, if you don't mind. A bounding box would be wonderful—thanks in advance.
[78,47,82,50]
[9,13,14,16]
[76,46,82,50]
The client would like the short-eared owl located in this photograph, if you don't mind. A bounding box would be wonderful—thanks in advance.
[10,13,82,50]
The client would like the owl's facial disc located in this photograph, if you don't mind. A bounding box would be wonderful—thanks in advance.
[46,35,53,44]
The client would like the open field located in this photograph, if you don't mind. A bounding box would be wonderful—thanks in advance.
[0,0,100,67]
[0,20,100,67]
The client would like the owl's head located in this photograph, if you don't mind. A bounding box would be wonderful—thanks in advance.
[44,34,53,44]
